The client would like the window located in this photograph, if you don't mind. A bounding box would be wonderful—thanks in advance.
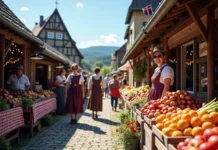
[56,33,63,40]
[47,32,54,39]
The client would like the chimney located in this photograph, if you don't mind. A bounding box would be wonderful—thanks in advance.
[39,16,44,27]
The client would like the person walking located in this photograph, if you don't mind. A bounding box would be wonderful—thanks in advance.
[55,69,66,115]
[108,74,120,111]
[65,64,85,124]
[88,67,106,118]
[148,46,174,101]
[104,74,111,98]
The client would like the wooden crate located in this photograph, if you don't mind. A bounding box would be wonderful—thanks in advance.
[132,107,138,120]
[144,122,155,150]
[152,125,190,149]
[143,115,156,128]
[169,144,177,150]
[137,115,145,150]
[154,136,168,150]
[136,108,142,118]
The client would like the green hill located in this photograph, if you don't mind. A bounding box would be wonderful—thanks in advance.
[79,46,119,66]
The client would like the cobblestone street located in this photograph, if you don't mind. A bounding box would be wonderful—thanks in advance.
[20,98,123,150]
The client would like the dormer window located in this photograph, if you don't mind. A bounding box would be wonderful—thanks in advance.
[47,32,54,39]
[56,33,63,40]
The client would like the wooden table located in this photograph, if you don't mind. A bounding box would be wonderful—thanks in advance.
[23,98,56,137]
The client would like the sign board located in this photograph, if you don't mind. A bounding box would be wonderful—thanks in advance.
[199,42,207,57]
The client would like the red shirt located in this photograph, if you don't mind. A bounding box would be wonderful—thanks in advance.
[108,79,120,98]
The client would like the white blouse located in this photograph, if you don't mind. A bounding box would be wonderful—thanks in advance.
[56,75,66,87]
[154,64,174,85]
[88,74,106,90]
[66,73,84,85]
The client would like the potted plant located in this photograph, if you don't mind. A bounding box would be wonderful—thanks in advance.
[118,110,130,124]
[0,137,11,150]
[133,60,147,82]
[116,121,140,150]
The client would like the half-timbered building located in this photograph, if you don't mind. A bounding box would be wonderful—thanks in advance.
[32,9,84,66]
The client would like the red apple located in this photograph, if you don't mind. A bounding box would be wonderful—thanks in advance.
[198,142,213,150]
[203,129,217,141]
[177,142,186,150]
[181,100,186,104]
[212,127,218,134]
[207,135,218,149]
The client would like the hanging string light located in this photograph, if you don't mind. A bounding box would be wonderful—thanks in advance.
[4,58,21,66]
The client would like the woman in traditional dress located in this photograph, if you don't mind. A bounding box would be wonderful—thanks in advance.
[108,74,120,111]
[65,64,85,124]
[55,69,66,115]
[88,67,106,118]
[148,46,174,101]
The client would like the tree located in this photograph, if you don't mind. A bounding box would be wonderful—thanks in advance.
[82,60,92,71]
[93,60,104,69]
[100,66,111,77]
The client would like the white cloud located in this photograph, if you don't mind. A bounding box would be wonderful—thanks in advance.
[77,40,104,48]
[76,2,84,8]
[20,18,26,22]
[20,7,29,11]
[100,34,118,44]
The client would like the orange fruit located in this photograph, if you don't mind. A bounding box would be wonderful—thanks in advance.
[169,123,178,130]
[162,127,174,136]
[177,110,183,114]
[172,131,183,137]
[183,108,191,114]
[181,114,192,122]
[177,119,189,130]
[190,117,202,127]
[171,113,177,119]
[188,110,198,118]
[183,128,193,136]
[198,109,209,118]
[156,123,164,131]
[201,114,213,123]
[154,112,161,117]
[172,116,180,124]
[209,112,218,124]
[201,122,214,130]
[192,126,204,136]
[156,116,165,123]
[159,114,166,119]
[164,120,172,127]
[166,112,173,119]
[162,118,169,124]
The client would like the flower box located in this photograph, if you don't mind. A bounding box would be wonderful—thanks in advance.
[124,138,139,150]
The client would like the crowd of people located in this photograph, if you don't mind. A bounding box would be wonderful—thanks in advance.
[54,64,128,124]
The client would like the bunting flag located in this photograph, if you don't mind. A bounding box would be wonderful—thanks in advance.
[142,5,153,15]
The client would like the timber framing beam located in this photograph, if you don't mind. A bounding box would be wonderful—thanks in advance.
[186,3,208,42]
[4,38,13,58]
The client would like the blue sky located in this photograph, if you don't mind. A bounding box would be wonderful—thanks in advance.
[4,0,132,48]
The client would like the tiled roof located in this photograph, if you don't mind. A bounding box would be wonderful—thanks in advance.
[32,16,50,36]
[125,0,161,24]
[0,0,42,44]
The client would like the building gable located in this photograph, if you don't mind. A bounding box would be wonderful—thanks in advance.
[32,9,84,65]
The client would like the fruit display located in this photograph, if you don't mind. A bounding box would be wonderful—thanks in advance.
[23,91,39,99]
[35,90,56,98]
[10,91,24,97]
[140,90,202,119]
[0,88,15,103]
[155,108,218,137]
[177,127,218,150]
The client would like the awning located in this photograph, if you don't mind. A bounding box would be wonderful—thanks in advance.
[118,62,132,71]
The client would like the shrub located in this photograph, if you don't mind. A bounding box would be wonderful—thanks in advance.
[41,115,53,126]
[22,98,34,109]
[0,137,11,150]
[0,99,9,111]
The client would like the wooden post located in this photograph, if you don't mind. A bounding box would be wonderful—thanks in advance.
[0,35,5,88]
[193,40,198,96]
[147,50,151,86]
[207,6,215,101]
[176,45,181,90]
[164,38,169,63]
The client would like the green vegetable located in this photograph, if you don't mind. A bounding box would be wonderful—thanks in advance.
[197,98,218,113]
[22,97,34,109]
[0,99,9,111]
[0,137,11,150]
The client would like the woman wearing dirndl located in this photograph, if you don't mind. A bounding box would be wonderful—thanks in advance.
[55,69,66,115]
[148,46,174,101]
[88,67,106,118]
[65,64,85,124]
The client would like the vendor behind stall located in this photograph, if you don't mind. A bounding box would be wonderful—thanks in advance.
[148,47,174,101]
[7,65,30,91]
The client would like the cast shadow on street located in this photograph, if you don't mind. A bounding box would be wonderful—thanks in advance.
[74,123,106,135]
[94,118,119,126]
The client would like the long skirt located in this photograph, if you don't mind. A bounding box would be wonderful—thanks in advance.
[88,87,103,111]
[147,87,163,102]
[65,85,83,113]
[55,86,66,115]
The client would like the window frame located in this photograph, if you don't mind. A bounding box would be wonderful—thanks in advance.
[47,31,54,39]
[56,32,63,40]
